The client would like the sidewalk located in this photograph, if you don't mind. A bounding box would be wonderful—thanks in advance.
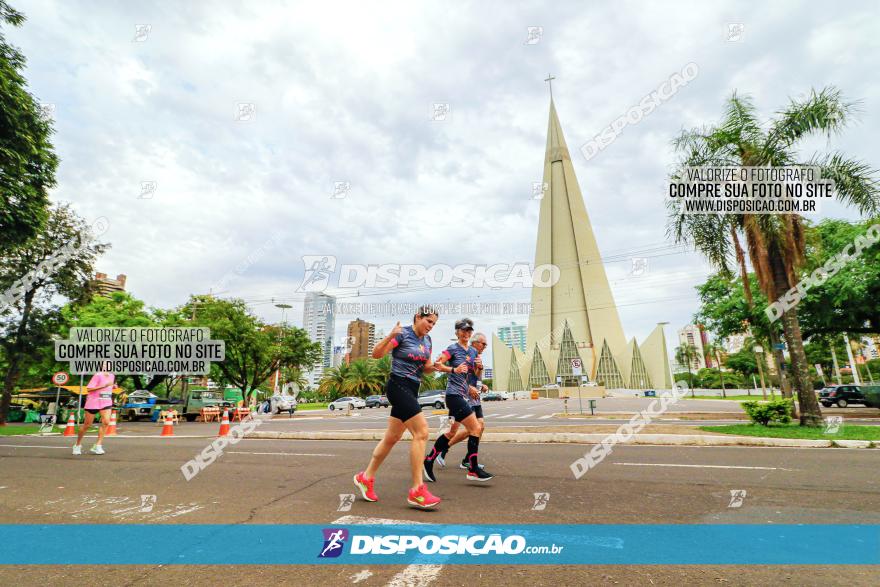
[246,423,878,449]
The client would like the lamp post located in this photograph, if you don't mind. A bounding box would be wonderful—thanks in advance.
[274,304,293,394]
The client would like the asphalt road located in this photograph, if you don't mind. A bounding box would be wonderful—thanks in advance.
[1,433,878,586]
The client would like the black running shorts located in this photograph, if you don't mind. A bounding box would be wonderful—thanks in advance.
[472,404,483,419]
[85,408,108,415]
[445,393,474,422]
[386,374,422,422]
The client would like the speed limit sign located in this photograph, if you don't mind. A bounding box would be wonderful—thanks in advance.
[52,371,69,386]
[570,358,583,376]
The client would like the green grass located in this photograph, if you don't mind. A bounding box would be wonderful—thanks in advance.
[700,423,880,440]
[685,395,779,401]
[297,402,329,410]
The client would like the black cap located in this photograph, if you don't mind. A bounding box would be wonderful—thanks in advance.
[454,318,474,331]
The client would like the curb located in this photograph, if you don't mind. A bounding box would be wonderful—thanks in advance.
[245,430,875,448]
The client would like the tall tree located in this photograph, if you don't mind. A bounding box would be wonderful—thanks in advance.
[0,2,58,251]
[669,87,880,425]
[344,359,383,397]
[0,204,107,424]
[189,296,321,404]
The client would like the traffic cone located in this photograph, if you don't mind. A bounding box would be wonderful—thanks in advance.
[106,410,118,436]
[218,410,230,437]
[160,412,174,436]
[63,413,76,436]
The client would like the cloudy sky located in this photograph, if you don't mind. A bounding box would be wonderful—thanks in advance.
[11,0,880,368]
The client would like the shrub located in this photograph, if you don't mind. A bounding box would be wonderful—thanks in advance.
[741,398,793,426]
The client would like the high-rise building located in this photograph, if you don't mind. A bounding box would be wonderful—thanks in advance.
[90,272,127,296]
[303,292,335,386]
[497,322,527,353]
[332,345,347,367]
[491,98,670,392]
[347,318,376,361]
[725,333,747,355]
[678,325,708,371]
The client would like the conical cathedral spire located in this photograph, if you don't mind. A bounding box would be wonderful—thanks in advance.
[526,98,628,382]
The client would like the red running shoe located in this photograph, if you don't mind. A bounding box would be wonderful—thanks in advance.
[407,484,441,509]
[353,471,378,502]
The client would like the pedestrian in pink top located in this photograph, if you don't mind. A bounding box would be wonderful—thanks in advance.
[73,368,115,455]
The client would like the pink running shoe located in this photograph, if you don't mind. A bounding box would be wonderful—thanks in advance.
[353,471,378,502]
[407,483,441,509]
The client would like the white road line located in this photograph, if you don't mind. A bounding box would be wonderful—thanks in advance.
[227,451,335,457]
[538,415,554,419]
[0,444,69,449]
[497,414,516,419]
[614,462,793,471]
[516,414,534,419]
[333,515,442,587]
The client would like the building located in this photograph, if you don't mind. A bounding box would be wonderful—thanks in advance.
[90,272,127,296]
[497,322,527,353]
[678,325,708,371]
[491,97,670,392]
[347,318,376,361]
[861,336,879,360]
[302,292,336,386]
[482,367,493,380]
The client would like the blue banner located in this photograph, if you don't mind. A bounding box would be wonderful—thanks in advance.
[1,524,877,565]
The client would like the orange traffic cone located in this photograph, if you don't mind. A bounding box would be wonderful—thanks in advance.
[106,410,118,436]
[218,410,230,437]
[63,413,76,437]
[160,412,174,436]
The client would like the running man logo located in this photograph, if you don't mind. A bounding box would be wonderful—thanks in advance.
[728,489,747,508]
[337,494,355,512]
[532,492,550,511]
[298,256,337,292]
[139,494,157,513]
[319,528,349,558]
[823,416,843,434]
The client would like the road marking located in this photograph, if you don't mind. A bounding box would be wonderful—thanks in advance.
[517,414,534,419]
[614,463,793,471]
[227,451,335,457]
[539,415,554,419]
[334,515,442,587]
[497,414,516,419]
[0,444,69,449]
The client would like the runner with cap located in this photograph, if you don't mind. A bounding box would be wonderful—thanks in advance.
[437,331,489,470]
[423,318,494,483]
[353,305,442,509]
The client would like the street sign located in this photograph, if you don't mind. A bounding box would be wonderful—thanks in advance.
[570,358,583,376]
[773,343,785,351]
[52,371,69,386]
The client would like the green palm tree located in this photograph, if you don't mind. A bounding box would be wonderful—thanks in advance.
[318,364,350,401]
[669,87,879,426]
[281,366,308,389]
[344,359,383,397]
[374,355,391,383]
[705,341,728,398]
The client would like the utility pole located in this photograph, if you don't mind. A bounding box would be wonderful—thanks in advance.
[831,344,843,385]
[843,333,861,385]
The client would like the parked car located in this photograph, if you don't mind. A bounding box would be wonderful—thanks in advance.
[818,385,868,408]
[365,395,389,408]
[482,392,507,401]
[328,397,366,411]
[417,391,445,409]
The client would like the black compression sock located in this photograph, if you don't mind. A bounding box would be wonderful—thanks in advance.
[427,434,450,461]
[467,435,480,471]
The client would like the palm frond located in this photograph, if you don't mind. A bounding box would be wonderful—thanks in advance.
[806,152,880,216]
[766,86,856,150]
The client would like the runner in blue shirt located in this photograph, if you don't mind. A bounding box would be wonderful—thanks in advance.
[423,318,494,482]
[438,331,489,470]
[354,305,442,509]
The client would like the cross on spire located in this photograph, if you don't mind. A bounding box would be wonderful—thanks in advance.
[544,74,556,99]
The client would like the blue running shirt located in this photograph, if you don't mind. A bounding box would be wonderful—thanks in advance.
[390,326,432,382]
[439,343,477,398]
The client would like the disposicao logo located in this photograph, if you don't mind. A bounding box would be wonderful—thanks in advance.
[318,528,349,558]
